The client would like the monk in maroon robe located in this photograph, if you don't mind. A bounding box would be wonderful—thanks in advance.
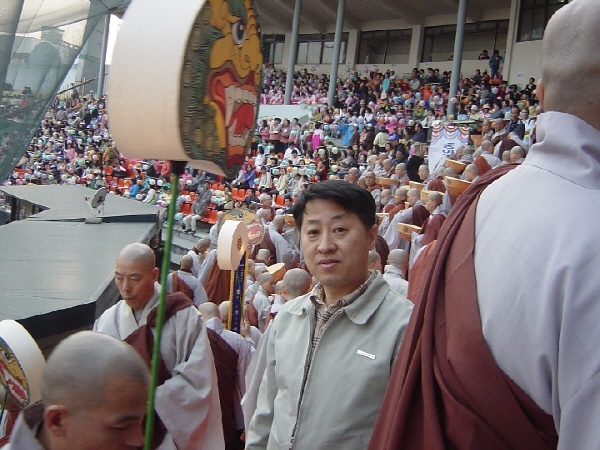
[411,203,430,227]
[368,164,558,450]
[204,258,231,305]
[206,329,244,450]
[419,213,446,246]
[250,228,276,266]
[419,191,446,246]
[427,178,446,193]
[406,241,437,303]
[473,155,492,175]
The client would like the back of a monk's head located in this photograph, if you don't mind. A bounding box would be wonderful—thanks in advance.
[282,268,312,300]
[198,302,220,321]
[42,331,149,412]
[541,0,600,128]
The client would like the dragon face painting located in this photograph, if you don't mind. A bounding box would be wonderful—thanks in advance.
[222,208,264,245]
[0,338,30,408]
[180,0,262,178]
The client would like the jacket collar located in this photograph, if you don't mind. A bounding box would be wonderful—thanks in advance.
[286,275,390,325]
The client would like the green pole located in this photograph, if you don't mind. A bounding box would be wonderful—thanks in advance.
[143,160,186,450]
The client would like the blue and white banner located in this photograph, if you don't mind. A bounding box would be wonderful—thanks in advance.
[428,123,470,172]
[228,252,247,334]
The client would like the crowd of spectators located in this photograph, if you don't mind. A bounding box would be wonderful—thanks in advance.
[2,60,538,232]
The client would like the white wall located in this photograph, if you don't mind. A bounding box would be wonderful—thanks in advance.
[506,40,542,86]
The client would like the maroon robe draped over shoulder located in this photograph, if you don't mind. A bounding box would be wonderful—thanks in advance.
[368,164,558,450]
[406,241,437,303]
[171,272,194,301]
[419,213,446,246]
[473,155,492,175]
[411,204,430,227]
[427,178,446,193]
[125,293,194,449]
[206,329,243,450]
[204,259,231,305]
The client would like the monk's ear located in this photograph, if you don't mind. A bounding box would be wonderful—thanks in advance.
[151,267,160,283]
[367,223,378,250]
[536,80,545,113]
[44,405,69,438]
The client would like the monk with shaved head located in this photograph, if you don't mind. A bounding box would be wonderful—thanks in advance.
[198,302,255,450]
[94,243,224,449]
[166,254,208,306]
[370,1,600,448]
[383,249,409,298]
[6,331,149,450]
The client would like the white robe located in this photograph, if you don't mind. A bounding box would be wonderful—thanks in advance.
[166,270,208,306]
[94,284,224,450]
[186,250,202,278]
[4,409,44,450]
[198,249,217,285]
[241,324,272,432]
[475,112,600,449]
[209,224,219,251]
[379,207,413,251]
[382,265,408,298]
[268,224,300,270]
[252,287,272,333]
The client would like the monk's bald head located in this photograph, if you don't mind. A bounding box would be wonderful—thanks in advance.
[198,302,220,321]
[428,191,443,205]
[541,0,600,130]
[388,249,408,271]
[117,243,155,271]
[180,255,193,271]
[282,268,312,300]
[42,331,149,412]
[115,243,158,311]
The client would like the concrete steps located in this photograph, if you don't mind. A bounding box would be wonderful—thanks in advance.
[165,228,210,269]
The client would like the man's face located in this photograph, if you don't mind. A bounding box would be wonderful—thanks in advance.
[364,173,376,186]
[493,120,504,131]
[58,376,147,450]
[394,191,406,204]
[418,167,429,181]
[407,191,419,206]
[300,199,376,296]
[261,197,272,208]
[261,278,276,295]
[395,165,405,177]
[511,108,519,121]
[481,120,491,132]
[115,258,158,311]
[425,197,438,213]
[464,169,475,182]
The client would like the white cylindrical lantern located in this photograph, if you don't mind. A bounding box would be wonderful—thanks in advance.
[109,0,263,178]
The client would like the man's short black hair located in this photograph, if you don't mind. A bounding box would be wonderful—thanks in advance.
[292,180,376,231]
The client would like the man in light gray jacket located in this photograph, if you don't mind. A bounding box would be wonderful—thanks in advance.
[246,180,414,450]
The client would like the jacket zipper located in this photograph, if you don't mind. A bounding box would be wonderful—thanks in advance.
[288,307,343,449]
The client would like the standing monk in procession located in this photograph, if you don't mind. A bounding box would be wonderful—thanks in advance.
[94,243,224,449]
[369,1,600,448]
